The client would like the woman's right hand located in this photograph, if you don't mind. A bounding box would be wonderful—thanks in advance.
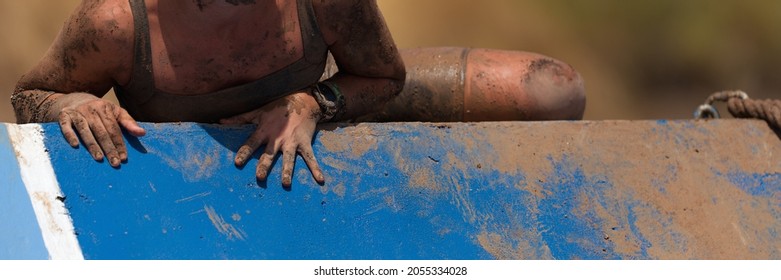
[57,93,146,167]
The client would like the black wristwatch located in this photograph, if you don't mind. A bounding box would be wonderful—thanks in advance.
[310,81,345,122]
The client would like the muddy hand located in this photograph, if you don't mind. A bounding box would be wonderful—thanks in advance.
[58,96,146,167]
[221,91,325,187]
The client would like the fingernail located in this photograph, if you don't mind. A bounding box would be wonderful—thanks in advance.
[111,157,120,166]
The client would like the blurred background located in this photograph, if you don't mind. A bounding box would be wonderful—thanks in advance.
[1,0,779,122]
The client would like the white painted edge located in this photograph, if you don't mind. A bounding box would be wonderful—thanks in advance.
[6,123,84,260]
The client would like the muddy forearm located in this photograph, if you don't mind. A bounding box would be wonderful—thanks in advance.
[323,73,405,122]
[11,90,99,123]
[11,89,62,123]
[353,47,586,122]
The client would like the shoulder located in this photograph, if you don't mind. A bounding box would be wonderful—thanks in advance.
[64,0,135,47]
[50,0,135,67]
[55,0,135,82]
[17,0,137,94]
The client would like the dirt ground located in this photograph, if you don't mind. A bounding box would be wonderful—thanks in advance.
[2,0,780,123]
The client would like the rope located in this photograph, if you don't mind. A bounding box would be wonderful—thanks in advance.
[727,98,781,129]
[694,90,781,130]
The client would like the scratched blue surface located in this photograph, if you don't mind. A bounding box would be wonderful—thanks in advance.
[38,122,615,260]
[43,123,484,259]
[0,124,49,260]
[33,121,781,259]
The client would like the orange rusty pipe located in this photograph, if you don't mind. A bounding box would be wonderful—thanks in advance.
[328,47,586,122]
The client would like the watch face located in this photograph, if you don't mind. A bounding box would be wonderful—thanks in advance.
[319,83,338,102]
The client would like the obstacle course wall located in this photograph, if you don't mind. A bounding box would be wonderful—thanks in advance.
[1,120,780,259]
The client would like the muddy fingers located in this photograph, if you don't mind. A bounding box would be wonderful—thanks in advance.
[281,145,297,188]
[234,128,266,167]
[255,147,276,182]
[299,144,325,184]
[55,96,144,167]
[65,109,104,161]
[225,91,324,188]
[97,105,124,166]
[58,111,81,147]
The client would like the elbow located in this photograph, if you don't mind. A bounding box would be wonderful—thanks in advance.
[458,49,585,121]
[388,63,407,98]
[567,76,587,120]
[10,86,59,124]
[388,73,406,98]
[11,76,42,123]
[378,65,406,103]
[10,88,31,124]
[548,68,586,120]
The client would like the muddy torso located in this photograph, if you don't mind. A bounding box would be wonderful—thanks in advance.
[114,0,329,123]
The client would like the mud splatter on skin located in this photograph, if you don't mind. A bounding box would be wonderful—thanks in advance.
[352,48,584,122]
[322,0,399,67]
[524,59,557,83]
[348,48,465,122]
[194,0,215,11]
[315,0,405,121]
[12,1,133,123]
[148,0,305,97]
[11,90,56,123]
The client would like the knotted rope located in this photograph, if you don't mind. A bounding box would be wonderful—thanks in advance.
[694,90,781,130]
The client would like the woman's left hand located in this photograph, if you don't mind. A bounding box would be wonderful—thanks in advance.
[220,91,325,188]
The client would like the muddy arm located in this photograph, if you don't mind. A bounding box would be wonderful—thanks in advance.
[314,0,406,121]
[12,0,133,123]
[338,47,586,122]
[12,0,143,168]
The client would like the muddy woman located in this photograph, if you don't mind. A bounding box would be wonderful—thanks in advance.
[11,0,584,187]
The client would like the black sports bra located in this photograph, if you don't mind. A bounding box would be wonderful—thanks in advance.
[114,0,329,123]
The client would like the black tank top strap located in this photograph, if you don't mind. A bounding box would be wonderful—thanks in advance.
[124,0,155,105]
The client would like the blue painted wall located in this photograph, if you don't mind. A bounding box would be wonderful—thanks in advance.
[3,120,781,259]
[45,123,502,259]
